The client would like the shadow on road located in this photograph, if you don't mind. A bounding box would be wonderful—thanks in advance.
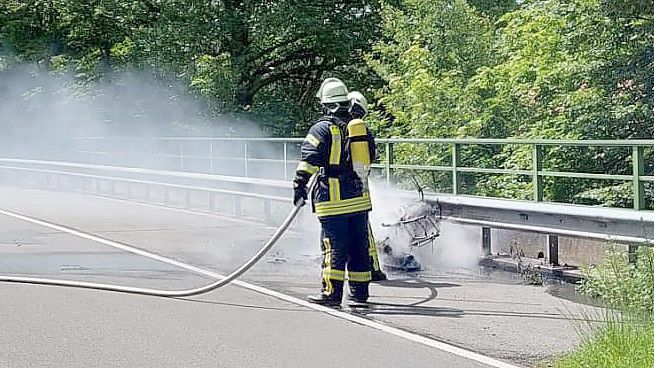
[364,277,600,322]
[352,303,465,318]
[352,277,465,317]
[374,277,460,307]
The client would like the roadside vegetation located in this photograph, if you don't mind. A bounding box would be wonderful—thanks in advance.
[554,317,654,368]
[552,247,654,368]
[581,247,654,313]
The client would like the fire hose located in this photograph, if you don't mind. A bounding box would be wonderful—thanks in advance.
[0,176,316,298]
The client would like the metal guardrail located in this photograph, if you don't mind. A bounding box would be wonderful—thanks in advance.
[66,136,654,210]
[0,159,292,222]
[427,193,654,266]
[0,165,289,203]
[2,158,654,268]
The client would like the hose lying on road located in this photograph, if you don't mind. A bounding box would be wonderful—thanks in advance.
[0,176,315,298]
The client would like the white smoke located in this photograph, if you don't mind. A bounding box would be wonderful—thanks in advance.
[368,181,482,272]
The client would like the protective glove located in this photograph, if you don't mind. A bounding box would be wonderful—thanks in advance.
[293,172,310,207]
[293,182,308,207]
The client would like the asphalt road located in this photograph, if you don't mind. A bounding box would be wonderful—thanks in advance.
[2,281,497,368]
[0,187,603,368]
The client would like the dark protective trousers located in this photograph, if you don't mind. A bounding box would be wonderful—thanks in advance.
[319,212,371,300]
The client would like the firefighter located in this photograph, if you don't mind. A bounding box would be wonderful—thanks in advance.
[347,91,387,282]
[293,78,374,306]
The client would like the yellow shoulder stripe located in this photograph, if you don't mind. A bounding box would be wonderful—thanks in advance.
[305,134,321,147]
[296,161,319,174]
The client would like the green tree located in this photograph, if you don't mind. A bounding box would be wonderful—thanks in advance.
[469,0,654,203]
[466,0,519,19]
[0,0,63,63]
[1,1,392,134]
[368,0,653,204]
[366,0,494,191]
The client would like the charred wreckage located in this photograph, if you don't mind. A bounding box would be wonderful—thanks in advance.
[376,183,441,272]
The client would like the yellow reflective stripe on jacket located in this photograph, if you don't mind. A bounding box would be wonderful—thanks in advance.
[317,203,372,217]
[315,195,372,217]
[305,134,321,147]
[296,161,318,174]
[327,125,342,202]
[328,178,341,201]
[328,125,341,165]
[347,271,371,282]
[317,199,371,213]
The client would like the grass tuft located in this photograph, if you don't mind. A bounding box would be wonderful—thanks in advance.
[553,314,654,368]
[551,246,654,368]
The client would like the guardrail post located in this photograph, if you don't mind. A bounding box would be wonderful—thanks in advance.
[547,234,559,266]
[532,144,543,202]
[452,143,461,195]
[233,197,243,216]
[264,200,271,220]
[628,244,638,264]
[482,227,491,257]
[244,141,249,177]
[385,142,394,186]
[283,142,289,180]
[632,146,645,210]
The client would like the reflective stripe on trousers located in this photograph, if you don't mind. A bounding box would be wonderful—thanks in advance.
[319,212,371,299]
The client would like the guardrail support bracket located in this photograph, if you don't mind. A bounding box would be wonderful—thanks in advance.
[547,234,559,266]
[482,227,491,257]
[233,197,243,216]
[628,244,639,264]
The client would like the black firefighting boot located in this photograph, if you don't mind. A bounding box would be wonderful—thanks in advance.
[308,280,343,307]
[307,294,342,307]
[347,282,369,304]
[371,270,387,282]
[346,294,369,304]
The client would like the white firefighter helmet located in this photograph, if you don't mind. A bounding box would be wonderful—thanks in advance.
[348,91,368,116]
[315,78,349,105]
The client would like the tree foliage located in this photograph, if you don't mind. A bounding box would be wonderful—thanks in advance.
[367,0,654,205]
[1,0,390,135]
[1,0,653,206]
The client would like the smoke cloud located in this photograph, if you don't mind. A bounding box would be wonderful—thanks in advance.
[368,181,482,273]
[0,64,482,277]
[0,66,287,176]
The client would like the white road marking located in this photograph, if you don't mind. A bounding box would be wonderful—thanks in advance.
[0,208,522,368]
